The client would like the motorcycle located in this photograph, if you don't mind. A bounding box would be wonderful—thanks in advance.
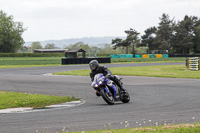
[91,73,130,105]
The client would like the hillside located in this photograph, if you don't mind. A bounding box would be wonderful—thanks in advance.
[24,36,126,48]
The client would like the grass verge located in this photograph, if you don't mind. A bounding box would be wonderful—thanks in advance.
[63,123,200,133]
[0,91,78,109]
[0,57,185,69]
[0,64,61,69]
[0,57,62,65]
[53,65,200,79]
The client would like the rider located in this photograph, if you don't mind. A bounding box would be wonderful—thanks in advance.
[89,60,126,96]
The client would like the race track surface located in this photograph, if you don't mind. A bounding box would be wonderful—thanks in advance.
[1,62,200,133]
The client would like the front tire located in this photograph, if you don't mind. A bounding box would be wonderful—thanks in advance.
[100,89,115,105]
[121,91,130,103]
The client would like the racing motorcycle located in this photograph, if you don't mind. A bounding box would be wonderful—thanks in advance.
[91,73,130,105]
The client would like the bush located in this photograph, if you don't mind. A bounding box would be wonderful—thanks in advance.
[0,53,64,57]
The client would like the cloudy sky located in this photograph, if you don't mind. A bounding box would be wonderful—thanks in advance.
[1,0,200,42]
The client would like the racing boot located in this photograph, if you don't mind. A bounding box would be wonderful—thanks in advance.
[114,78,126,92]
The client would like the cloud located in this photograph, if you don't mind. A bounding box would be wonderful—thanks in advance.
[0,0,200,41]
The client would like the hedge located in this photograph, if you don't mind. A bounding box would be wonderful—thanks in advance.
[0,53,65,57]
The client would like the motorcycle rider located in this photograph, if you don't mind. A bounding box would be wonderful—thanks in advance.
[89,60,126,96]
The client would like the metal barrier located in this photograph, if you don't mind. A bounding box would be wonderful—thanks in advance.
[186,57,200,70]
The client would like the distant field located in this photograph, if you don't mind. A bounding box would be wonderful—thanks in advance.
[0,57,185,66]
[0,57,62,65]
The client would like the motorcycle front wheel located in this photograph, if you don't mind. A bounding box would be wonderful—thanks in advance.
[100,89,115,105]
[121,91,130,103]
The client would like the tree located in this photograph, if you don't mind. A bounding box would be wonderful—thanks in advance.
[0,10,26,53]
[44,43,56,49]
[31,42,42,51]
[192,17,200,54]
[194,26,200,54]
[112,28,140,54]
[155,13,175,51]
[66,42,90,51]
[125,28,140,54]
[171,15,198,54]
[140,26,157,50]
[98,44,120,54]
[111,38,123,49]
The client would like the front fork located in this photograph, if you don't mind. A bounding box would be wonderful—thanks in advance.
[92,80,117,98]
[106,80,117,98]
[93,86,110,96]
[100,87,109,94]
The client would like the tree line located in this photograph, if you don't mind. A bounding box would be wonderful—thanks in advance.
[112,13,200,55]
[29,41,122,55]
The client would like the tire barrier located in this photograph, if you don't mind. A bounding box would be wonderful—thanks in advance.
[142,54,149,58]
[135,54,168,58]
[186,57,200,71]
[62,57,111,65]
[110,54,133,58]
[110,54,168,58]
[155,54,163,58]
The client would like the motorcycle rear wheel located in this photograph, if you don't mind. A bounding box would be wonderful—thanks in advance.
[100,89,115,105]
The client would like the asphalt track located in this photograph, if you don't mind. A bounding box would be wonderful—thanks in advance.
[0,62,200,133]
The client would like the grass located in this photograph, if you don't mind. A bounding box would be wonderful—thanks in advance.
[0,57,185,69]
[111,65,200,79]
[0,57,62,65]
[0,64,61,69]
[62,124,200,133]
[0,91,78,109]
[53,65,200,79]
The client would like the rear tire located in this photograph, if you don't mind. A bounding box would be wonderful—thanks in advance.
[100,89,115,105]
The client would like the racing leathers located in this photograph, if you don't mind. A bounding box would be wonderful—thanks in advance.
[90,65,125,91]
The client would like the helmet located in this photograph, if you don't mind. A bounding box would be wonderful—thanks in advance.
[89,60,99,71]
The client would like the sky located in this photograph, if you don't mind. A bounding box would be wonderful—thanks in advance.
[1,0,200,42]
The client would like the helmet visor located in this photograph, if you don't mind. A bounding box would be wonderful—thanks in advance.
[90,65,97,70]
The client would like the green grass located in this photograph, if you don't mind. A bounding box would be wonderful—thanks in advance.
[0,91,78,109]
[0,57,185,69]
[0,64,61,69]
[0,57,62,65]
[53,65,200,79]
[63,124,200,133]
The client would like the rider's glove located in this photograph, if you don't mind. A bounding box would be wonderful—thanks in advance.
[106,74,111,79]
